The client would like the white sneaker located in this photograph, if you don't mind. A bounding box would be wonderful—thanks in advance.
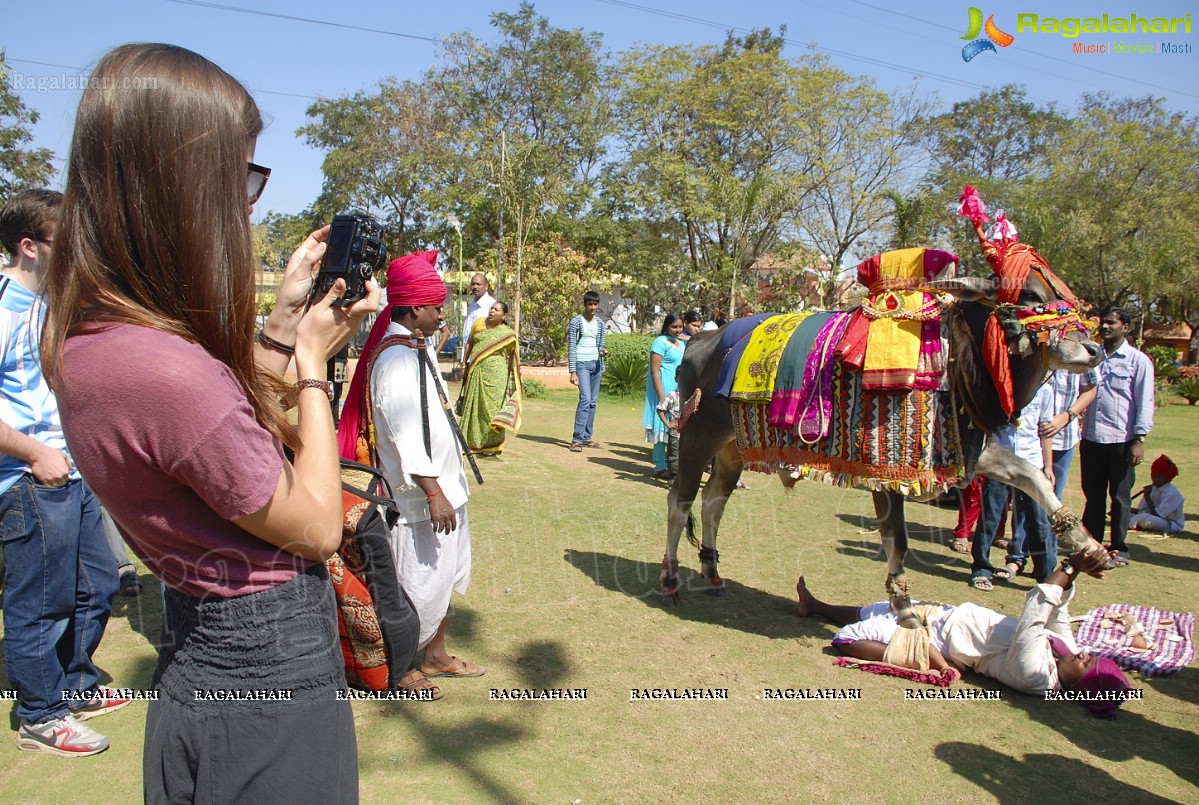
[16,714,109,757]
[71,687,133,721]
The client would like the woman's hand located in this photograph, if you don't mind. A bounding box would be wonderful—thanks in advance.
[293,277,381,379]
[264,226,330,339]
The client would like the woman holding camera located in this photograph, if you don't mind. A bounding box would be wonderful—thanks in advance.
[41,44,376,803]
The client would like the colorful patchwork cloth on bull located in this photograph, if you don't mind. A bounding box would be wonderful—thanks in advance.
[836,248,957,392]
[732,355,965,496]
[766,311,850,443]
[729,313,813,402]
[1074,604,1195,677]
[714,313,780,399]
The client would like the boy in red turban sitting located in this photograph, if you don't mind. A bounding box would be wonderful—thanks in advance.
[1130,455,1185,534]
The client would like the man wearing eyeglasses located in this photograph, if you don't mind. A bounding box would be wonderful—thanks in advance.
[0,190,128,757]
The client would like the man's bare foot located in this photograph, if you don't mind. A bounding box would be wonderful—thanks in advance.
[796,576,813,617]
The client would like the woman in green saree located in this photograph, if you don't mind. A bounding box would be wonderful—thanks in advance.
[459,301,521,455]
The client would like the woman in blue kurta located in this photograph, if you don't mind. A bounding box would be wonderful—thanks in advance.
[643,314,686,478]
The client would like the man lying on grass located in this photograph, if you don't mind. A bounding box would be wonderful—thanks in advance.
[797,547,1132,717]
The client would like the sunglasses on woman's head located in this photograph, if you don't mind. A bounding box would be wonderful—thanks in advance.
[247,162,271,204]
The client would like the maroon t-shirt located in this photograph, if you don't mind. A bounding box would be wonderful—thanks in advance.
[58,324,310,597]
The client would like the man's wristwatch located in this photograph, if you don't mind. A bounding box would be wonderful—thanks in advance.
[1133,435,1146,444]
[1060,559,1078,577]
[1065,409,1078,422]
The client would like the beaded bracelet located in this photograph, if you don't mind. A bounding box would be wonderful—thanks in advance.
[256,330,295,355]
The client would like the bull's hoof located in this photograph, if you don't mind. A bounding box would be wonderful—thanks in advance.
[700,563,726,595]
[886,573,914,624]
[885,572,910,597]
[660,555,682,603]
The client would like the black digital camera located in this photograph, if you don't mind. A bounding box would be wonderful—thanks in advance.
[311,213,387,306]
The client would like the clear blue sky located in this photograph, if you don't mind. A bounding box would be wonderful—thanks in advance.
[4,0,1196,216]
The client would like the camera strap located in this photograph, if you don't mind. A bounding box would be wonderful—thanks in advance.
[416,339,484,486]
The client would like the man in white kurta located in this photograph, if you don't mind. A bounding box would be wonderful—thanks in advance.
[802,548,1128,700]
[345,249,484,699]
[372,320,472,654]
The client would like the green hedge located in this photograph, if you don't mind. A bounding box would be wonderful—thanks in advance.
[604,333,656,363]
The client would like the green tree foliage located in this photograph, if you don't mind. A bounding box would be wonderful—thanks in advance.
[432,4,613,327]
[1031,95,1199,318]
[920,85,1068,272]
[476,237,611,364]
[607,30,807,315]
[300,78,453,250]
[0,57,54,204]
[880,189,937,251]
[792,66,935,292]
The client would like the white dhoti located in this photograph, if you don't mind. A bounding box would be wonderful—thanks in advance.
[390,504,472,649]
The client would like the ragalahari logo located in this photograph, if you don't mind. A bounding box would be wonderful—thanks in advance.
[961,7,1015,61]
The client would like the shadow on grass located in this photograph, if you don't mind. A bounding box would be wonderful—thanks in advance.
[1142,665,1199,709]
[835,538,975,587]
[364,624,560,804]
[1125,537,1199,574]
[111,572,165,649]
[585,456,662,488]
[1001,691,1199,790]
[366,705,532,805]
[516,433,570,450]
[562,549,822,641]
[835,512,954,546]
[935,742,1178,804]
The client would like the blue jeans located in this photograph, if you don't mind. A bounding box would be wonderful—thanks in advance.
[1051,447,1075,501]
[1008,490,1056,582]
[0,476,118,724]
[970,478,1009,579]
[572,360,603,444]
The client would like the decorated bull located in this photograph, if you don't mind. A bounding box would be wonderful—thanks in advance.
[661,196,1104,625]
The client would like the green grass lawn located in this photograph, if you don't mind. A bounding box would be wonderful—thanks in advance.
[3,390,1198,804]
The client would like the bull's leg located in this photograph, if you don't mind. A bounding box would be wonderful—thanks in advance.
[696,441,742,595]
[872,490,918,628]
[663,465,703,604]
[974,444,1104,563]
[662,419,729,602]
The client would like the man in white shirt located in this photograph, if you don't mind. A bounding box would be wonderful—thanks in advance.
[797,547,1132,715]
[970,381,1057,589]
[342,251,484,701]
[462,272,496,343]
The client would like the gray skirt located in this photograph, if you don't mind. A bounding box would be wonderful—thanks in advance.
[145,564,358,804]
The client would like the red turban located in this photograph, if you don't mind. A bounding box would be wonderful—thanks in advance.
[1150,454,1178,481]
[338,250,445,460]
[386,250,447,307]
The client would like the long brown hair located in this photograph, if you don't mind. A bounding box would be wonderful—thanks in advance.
[41,43,293,444]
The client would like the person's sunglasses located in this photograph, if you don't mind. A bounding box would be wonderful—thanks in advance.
[247,162,271,204]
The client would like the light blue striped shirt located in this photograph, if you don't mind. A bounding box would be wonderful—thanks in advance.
[1081,340,1155,445]
[0,274,77,494]
[1047,368,1099,451]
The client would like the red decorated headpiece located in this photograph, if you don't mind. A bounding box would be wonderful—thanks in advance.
[966,187,1082,419]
